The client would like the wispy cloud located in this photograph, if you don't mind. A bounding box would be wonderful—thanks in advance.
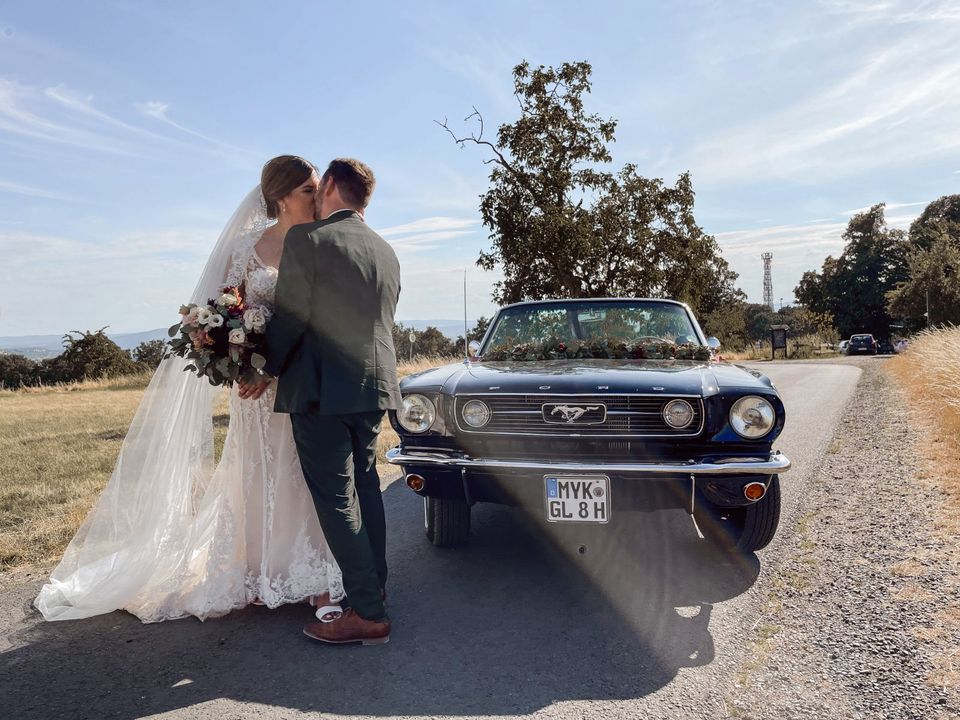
[135,100,259,159]
[714,208,920,302]
[0,178,77,201]
[839,200,927,215]
[377,216,480,253]
[0,227,217,334]
[0,79,140,156]
[43,85,167,142]
[688,3,960,183]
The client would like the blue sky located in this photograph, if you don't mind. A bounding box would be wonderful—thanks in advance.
[1,0,958,336]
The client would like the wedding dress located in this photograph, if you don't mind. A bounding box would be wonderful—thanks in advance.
[35,186,343,622]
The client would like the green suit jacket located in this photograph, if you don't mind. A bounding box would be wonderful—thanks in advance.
[265,210,402,415]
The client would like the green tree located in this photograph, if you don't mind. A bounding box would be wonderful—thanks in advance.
[888,235,960,326]
[130,339,167,369]
[907,194,960,252]
[698,301,748,349]
[887,194,960,327]
[468,316,490,342]
[441,60,743,314]
[42,329,139,384]
[454,316,493,355]
[415,326,457,357]
[794,204,909,339]
[0,353,38,389]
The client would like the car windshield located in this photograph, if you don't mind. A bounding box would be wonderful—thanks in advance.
[484,301,701,350]
[851,335,872,341]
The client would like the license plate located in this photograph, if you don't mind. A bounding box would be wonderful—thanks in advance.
[544,475,611,523]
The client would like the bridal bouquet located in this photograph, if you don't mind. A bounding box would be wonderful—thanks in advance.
[167,286,271,386]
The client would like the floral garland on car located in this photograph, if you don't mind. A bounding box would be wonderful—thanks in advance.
[483,337,712,362]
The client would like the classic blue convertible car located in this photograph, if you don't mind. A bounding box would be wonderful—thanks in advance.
[387,298,790,553]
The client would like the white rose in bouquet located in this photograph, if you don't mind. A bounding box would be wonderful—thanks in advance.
[243,306,268,332]
[207,313,224,328]
[196,307,213,325]
[228,328,246,344]
[217,293,239,308]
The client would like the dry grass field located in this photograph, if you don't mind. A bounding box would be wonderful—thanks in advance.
[0,356,452,572]
[720,332,840,361]
[887,327,960,692]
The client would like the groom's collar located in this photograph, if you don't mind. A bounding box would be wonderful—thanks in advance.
[322,208,360,221]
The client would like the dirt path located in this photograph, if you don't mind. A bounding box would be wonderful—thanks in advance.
[727,358,958,719]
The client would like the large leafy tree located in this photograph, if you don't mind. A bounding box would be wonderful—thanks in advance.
[39,329,138,384]
[0,353,37,389]
[440,60,743,316]
[794,204,909,339]
[887,194,960,326]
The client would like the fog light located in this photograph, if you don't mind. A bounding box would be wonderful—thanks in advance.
[743,481,767,501]
[462,399,492,428]
[662,399,695,429]
[406,474,426,492]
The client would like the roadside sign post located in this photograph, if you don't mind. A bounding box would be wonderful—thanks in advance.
[770,325,789,360]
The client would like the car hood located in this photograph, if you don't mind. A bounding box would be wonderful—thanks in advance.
[400,359,774,397]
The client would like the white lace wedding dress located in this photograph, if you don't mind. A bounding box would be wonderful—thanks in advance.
[35,187,343,623]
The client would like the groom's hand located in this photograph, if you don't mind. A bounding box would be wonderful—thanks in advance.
[238,378,271,400]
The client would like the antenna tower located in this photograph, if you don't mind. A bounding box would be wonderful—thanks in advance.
[762,252,774,310]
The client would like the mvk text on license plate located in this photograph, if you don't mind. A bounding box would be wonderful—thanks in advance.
[544,475,611,523]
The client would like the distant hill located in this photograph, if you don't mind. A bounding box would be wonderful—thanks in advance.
[0,329,169,360]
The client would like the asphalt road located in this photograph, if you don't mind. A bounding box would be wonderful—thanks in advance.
[1,361,862,720]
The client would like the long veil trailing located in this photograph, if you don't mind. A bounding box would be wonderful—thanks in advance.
[35,186,272,621]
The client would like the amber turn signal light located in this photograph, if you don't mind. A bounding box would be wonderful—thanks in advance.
[406,474,426,492]
[743,481,767,502]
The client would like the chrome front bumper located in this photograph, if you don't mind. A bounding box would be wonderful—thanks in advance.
[386,448,791,476]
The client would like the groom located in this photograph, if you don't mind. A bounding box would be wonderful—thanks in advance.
[249,158,401,645]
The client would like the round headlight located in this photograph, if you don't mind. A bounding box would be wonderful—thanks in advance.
[462,399,491,428]
[662,399,695,429]
[397,394,436,434]
[729,395,776,439]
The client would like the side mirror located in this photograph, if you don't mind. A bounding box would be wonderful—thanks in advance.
[468,340,481,360]
[706,337,721,351]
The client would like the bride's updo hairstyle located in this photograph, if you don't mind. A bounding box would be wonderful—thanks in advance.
[260,155,316,219]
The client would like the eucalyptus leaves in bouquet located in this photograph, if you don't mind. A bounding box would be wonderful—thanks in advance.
[167,286,271,386]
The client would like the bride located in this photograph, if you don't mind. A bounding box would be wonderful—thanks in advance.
[35,156,345,623]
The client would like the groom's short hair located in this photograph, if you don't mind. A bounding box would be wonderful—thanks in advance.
[322,158,376,209]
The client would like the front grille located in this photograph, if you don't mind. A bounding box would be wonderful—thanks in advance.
[454,394,704,437]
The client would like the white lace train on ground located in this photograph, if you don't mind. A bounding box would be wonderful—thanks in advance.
[34,188,343,623]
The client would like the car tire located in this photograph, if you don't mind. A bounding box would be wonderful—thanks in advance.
[424,496,471,546]
[697,475,782,553]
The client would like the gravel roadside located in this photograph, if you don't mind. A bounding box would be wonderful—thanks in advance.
[727,358,959,720]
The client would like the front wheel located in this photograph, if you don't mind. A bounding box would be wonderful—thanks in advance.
[697,476,782,553]
[424,496,471,546]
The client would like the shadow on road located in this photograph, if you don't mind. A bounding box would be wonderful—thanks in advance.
[3,484,759,718]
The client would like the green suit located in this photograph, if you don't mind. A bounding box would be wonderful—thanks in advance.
[265,210,401,622]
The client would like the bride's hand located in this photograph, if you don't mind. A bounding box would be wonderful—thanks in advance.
[238,378,271,400]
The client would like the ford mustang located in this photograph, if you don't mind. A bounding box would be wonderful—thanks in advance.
[387,298,790,553]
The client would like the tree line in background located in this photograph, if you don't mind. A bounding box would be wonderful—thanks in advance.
[391,317,490,362]
[794,195,960,341]
[0,330,167,390]
[0,320,493,390]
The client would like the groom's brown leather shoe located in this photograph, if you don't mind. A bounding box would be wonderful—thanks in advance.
[303,608,390,646]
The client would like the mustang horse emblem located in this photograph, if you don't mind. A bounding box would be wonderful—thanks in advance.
[550,405,602,423]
